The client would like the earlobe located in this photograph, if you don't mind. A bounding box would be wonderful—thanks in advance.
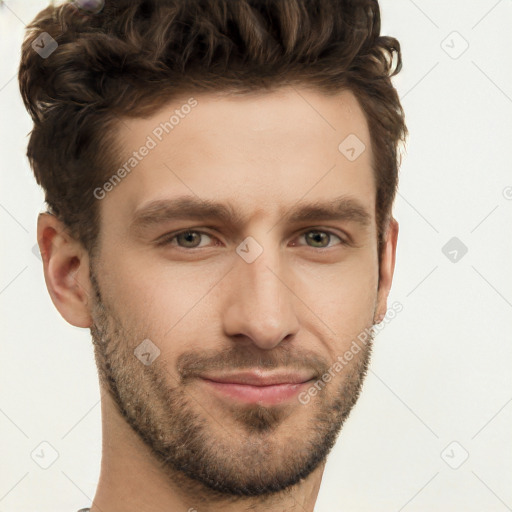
[37,213,93,328]
[374,218,399,324]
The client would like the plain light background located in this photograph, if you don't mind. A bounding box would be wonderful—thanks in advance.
[1,1,511,511]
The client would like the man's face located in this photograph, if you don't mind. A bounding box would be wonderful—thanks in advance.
[88,86,390,498]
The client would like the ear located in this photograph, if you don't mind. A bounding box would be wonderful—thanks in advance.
[37,212,93,328]
[374,218,399,324]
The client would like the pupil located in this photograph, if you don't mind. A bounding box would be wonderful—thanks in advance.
[179,231,200,247]
[307,231,327,247]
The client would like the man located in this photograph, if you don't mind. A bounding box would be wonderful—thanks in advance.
[18,0,406,510]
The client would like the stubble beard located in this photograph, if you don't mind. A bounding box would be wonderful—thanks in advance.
[88,265,375,503]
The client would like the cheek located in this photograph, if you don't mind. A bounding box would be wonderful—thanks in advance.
[290,251,378,352]
[97,247,225,336]
[295,250,378,308]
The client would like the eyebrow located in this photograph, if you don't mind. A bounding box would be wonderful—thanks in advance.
[130,194,372,233]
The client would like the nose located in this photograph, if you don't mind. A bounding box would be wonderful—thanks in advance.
[221,239,300,350]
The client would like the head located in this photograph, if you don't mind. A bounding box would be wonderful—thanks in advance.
[19,0,406,504]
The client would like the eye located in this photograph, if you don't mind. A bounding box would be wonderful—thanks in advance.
[294,229,347,249]
[157,230,216,249]
[156,228,348,250]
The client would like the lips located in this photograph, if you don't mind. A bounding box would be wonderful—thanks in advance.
[196,370,318,405]
[199,370,316,387]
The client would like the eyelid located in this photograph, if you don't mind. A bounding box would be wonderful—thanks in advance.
[155,227,351,249]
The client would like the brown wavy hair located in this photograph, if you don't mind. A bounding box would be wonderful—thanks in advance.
[18,0,407,258]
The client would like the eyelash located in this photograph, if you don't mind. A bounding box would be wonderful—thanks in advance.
[156,228,349,250]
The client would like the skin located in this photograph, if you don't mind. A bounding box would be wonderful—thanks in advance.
[37,86,398,512]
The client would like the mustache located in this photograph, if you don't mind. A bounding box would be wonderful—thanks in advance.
[177,346,330,381]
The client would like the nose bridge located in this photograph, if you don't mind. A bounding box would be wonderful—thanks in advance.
[245,249,284,313]
[222,233,300,349]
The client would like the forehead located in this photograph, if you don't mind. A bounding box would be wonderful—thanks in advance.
[100,86,375,228]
